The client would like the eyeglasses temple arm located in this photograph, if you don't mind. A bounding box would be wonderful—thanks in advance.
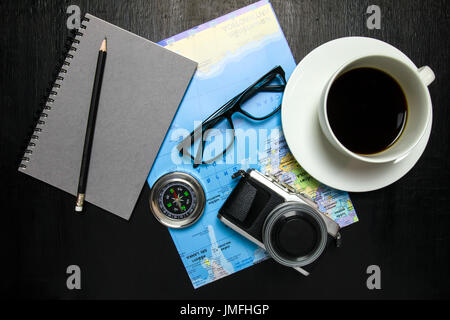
[259,85,285,92]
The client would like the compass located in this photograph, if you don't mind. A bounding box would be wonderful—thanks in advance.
[149,172,205,228]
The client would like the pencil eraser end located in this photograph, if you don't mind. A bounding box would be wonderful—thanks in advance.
[75,206,83,212]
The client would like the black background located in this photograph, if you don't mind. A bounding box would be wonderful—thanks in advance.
[1,0,449,300]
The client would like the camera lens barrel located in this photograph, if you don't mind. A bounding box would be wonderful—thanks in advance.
[262,202,328,267]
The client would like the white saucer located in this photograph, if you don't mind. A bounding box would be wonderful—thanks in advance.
[281,37,432,192]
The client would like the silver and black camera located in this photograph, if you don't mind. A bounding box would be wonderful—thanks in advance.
[218,169,341,276]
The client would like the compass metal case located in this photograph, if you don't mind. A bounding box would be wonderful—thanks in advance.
[149,172,206,229]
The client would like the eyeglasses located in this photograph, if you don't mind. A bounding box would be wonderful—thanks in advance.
[177,66,287,168]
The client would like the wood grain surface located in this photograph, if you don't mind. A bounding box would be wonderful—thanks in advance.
[1,0,449,299]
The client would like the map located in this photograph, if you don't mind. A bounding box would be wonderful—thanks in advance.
[259,127,358,227]
[148,0,358,289]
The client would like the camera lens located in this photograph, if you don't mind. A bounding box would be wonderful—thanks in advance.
[263,202,328,268]
[271,215,319,258]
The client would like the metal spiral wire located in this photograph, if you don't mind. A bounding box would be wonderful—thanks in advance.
[19,16,90,169]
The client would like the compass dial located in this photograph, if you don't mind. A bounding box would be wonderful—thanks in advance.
[150,172,205,229]
[158,182,196,219]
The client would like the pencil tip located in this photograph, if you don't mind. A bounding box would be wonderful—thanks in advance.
[100,38,107,52]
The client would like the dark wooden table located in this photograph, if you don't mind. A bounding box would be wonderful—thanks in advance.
[1,0,449,299]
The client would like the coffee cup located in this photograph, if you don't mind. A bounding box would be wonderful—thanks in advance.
[318,54,435,164]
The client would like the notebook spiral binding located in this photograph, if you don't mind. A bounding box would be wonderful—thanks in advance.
[19,17,90,170]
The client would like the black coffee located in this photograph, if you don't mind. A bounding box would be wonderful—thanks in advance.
[327,67,407,155]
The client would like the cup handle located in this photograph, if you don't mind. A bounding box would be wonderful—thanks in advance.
[418,66,435,86]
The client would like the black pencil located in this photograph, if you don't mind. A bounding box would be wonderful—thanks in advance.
[75,38,107,212]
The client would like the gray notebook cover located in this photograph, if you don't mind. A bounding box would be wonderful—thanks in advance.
[18,14,197,220]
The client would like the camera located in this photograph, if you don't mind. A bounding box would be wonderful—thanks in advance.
[218,169,341,276]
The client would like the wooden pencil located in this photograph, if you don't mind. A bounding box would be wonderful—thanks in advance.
[75,38,107,212]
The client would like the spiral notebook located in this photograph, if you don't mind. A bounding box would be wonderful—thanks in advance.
[18,14,197,220]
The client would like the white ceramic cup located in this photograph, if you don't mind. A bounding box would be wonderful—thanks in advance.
[318,54,435,164]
